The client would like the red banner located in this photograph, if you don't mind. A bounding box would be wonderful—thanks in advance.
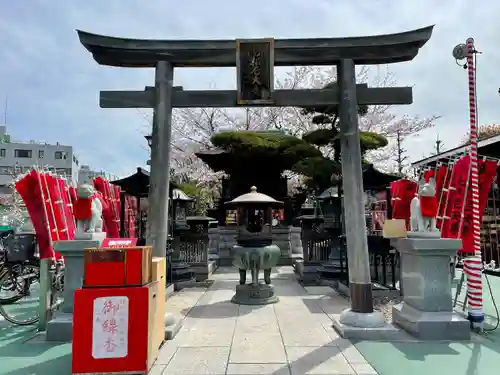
[124,195,138,238]
[58,178,75,240]
[390,179,417,229]
[479,160,498,223]
[435,165,451,230]
[442,155,497,253]
[16,170,52,258]
[44,174,69,241]
[93,177,120,238]
[15,170,75,259]
[68,185,78,206]
[460,159,498,253]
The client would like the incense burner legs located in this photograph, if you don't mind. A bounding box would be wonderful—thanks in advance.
[238,268,272,285]
[231,244,280,305]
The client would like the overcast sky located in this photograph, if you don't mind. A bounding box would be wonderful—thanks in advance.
[0,0,498,177]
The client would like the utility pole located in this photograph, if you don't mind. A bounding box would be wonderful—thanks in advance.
[395,130,408,175]
[245,108,250,129]
[435,135,443,154]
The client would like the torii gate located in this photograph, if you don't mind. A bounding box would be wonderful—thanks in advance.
[77,25,433,331]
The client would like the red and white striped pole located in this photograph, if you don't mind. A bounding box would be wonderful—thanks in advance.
[462,38,484,328]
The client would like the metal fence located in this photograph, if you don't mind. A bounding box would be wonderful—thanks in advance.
[303,230,399,291]
[337,236,399,290]
[175,225,209,265]
[304,235,333,262]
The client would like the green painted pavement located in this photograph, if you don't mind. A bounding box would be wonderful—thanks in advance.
[356,340,498,375]
[0,321,71,375]
[356,271,500,375]
[0,283,70,375]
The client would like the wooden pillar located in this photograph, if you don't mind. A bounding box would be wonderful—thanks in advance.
[119,191,126,237]
[147,61,174,258]
[338,58,374,314]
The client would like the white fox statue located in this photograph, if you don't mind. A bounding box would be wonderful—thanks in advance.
[73,184,103,234]
[410,177,439,234]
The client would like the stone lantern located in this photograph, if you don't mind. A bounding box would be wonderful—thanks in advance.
[170,188,196,285]
[171,188,195,231]
[225,186,283,305]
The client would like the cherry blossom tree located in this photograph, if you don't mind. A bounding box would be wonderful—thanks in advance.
[155,65,439,186]
[0,169,27,228]
[461,124,500,144]
[263,66,439,173]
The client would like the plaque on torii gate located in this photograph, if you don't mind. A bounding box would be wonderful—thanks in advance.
[236,38,275,105]
[77,25,434,333]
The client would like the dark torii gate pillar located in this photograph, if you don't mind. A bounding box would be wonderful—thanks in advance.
[148,62,173,262]
[77,25,433,333]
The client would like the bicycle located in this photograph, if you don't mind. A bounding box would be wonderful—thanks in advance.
[0,232,42,325]
[0,230,28,305]
[0,231,66,326]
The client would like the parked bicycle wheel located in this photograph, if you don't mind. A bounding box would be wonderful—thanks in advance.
[0,265,25,305]
[0,263,40,325]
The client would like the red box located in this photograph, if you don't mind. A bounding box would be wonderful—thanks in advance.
[83,246,152,288]
[72,283,160,374]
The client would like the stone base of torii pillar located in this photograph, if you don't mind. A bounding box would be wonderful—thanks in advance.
[164,313,182,340]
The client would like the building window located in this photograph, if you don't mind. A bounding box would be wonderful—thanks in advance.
[73,155,79,166]
[0,149,5,157]
[55,151,68,160]
[38,150,44,158]
[14,149,32,158]
[56,168,72,176]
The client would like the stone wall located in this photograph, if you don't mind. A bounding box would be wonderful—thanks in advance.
[208,225,303,267]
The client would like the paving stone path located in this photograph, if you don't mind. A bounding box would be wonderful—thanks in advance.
[153,266,377,375]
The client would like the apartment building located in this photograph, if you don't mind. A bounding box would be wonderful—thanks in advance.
[78,165,120,185]
[0,125,80,186]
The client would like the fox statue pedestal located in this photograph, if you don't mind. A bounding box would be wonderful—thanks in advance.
[46,188,106,342]
[392,177,470,340]
[46,232,106,342]
[391,236,470,340]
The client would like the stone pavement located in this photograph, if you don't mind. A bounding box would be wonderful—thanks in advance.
[152,267,377,375]
[4,266,500,374]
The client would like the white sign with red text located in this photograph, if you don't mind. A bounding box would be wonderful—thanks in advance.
[101,238,137,248]
[91,296,129,359]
